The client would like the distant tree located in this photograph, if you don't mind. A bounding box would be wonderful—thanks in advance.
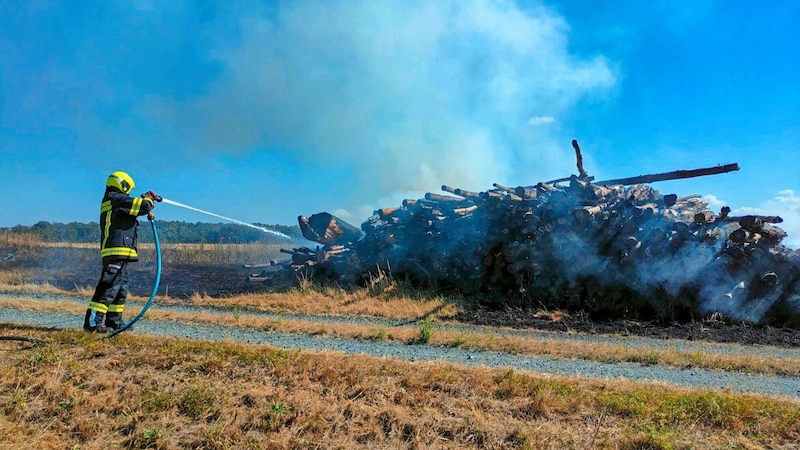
[76,222,100,242]
[32,221,57,241]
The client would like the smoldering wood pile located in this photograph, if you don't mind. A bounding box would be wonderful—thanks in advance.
[247,141,800,324]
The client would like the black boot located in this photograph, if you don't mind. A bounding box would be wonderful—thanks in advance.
[105,312,127,331]
[84,309,109,333]
[107,318,134,332]
[92,324,110,333]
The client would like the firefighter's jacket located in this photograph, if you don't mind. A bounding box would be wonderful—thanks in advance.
[99,188,155,265]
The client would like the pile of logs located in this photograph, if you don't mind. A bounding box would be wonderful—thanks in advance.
[247,141,800,324]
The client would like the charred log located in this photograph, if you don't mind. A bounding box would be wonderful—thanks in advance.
[595,163,739,187]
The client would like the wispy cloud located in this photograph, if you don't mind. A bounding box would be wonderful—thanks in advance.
[774,189,800,212]
[528,115,555,126]
[701,194,726,210]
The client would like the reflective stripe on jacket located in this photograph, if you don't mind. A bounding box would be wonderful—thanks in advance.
[99,188,155,265]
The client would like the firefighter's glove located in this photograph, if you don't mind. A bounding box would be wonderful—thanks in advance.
[147,212,156,221]
[141,191,162,202]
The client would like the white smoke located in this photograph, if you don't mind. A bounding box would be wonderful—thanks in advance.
[150,0,616,212]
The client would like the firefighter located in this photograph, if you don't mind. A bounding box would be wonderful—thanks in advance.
[84,171,159,333]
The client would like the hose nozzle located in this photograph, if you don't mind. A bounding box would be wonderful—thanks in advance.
[142,191,162,202]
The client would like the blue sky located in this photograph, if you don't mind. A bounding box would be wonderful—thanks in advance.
[2,0,799,247]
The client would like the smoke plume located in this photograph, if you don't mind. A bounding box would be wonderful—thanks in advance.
[150,0,615,212]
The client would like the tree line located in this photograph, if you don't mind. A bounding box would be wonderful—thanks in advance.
[2,220,302,244]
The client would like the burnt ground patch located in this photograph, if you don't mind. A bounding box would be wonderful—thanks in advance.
[452,306,800,348]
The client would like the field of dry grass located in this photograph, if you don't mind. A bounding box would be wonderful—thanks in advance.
[2,234,799,448]
[3,238,288,266]
[2,327,799,449]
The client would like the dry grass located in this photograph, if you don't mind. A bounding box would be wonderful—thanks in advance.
[21,241,288,266]
[0,270,66,294]
[0,231,41,247]
[156,242,287,265]
[0,232,47,265]
[0,269,33,285]
[1,327,798,449]
[1,229,285,267]
[179,286,459,320]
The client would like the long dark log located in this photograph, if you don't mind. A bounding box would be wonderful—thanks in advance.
[454,187,482,199]
[537,182,556,192]
[572,139,588,178]
[595,163,739,186]
[480,190,504,199]
[492,183,515,194]
[545,176,572,185]
[280,248,312,255]
[545,140,595,184]
[441,185,461,196]
[377,207,401,218]
[425,192,469,203]
[729,215,784,225]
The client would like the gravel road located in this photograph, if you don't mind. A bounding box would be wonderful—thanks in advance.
[2,292,800,400]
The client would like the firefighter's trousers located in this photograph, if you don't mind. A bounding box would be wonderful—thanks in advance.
[84,261,130,330]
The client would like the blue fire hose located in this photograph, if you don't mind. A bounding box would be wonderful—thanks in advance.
[105,217,162,339]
